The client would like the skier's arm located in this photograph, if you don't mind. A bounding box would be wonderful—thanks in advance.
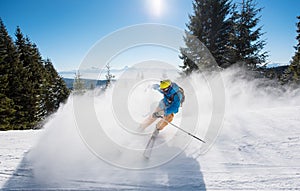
[152,84,165,94]
[164,93,180,115]
[152,84,160,90]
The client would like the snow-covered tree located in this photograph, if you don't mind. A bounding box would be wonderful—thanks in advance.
[73,71,85,95]
[105,63,115,89]
[281,16,300,85]
[44,59,70,115]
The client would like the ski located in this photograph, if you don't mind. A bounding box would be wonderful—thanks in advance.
[143,129,159,159]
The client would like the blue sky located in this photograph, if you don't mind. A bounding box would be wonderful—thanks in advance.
[1,0,299,71]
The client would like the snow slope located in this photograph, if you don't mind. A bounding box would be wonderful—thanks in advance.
[1,68,300,190]
[0,130,42,188]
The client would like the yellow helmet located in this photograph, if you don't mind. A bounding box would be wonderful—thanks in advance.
[160,80,171,90]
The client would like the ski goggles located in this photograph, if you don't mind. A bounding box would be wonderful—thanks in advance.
[161,86,170,92]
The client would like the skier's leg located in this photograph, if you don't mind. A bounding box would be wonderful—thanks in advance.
[140,100,165,129]
[156,113,174,130]
[140,116,157,129]
[140,107,163,129]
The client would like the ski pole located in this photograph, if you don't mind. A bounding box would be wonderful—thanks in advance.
[158,116,205,143]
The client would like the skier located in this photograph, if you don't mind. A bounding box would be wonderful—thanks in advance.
[140,79,184,137]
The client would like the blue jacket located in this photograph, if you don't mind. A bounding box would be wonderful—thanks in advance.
[156,83,182,115]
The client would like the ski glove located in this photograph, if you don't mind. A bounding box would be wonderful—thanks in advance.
[152,110,164,118]
[152,84,160,90]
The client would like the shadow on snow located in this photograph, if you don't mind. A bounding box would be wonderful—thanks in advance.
[3,146,206,191]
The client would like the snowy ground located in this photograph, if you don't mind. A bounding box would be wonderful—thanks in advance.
[1,69,300,190]
[0,130,42,188]
[199,106,300,190]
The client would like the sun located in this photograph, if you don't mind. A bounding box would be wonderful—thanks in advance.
[148,0,164,17]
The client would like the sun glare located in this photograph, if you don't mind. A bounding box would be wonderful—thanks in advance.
[148,0,164,17]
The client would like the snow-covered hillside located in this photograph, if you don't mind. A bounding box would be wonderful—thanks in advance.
[1,68,300,190]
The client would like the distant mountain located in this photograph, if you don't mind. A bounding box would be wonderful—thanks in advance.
[59,66,129,80]
[266,63,289,68]
[63,78,108,89]
[59,65,180,80]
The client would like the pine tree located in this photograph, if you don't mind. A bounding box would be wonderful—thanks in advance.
[0,19,70,130]
[89,83,95,90]
[0,95,16,130]
[14,27,35,128]
[29,38,49,123]
[0,19,13,130]
[105,63,115,88]
[229,0,268,69]
[0,23,17,129]
[44,58,70,114]
[16,27,70,125]
[15,27,48,128]
[281,16,300,85]
[0,19,25,129]
[73,71,85,95]
[180,0,232,74]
